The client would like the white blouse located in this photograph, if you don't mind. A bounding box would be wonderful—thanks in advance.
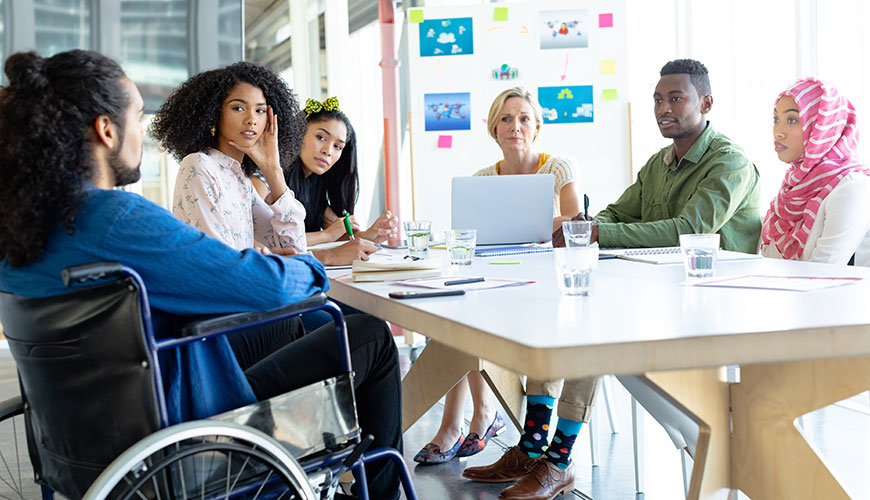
[172,148,307,253]
[760,171,870,265]
[473,154,578,217]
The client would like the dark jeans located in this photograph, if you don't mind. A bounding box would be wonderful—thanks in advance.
[227,314,402,500]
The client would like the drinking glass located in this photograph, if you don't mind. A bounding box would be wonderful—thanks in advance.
[553,246,598,296]
[679,233,720,279]
[562,220,598,247]
[404,221,431,258]
[445,229,477,265]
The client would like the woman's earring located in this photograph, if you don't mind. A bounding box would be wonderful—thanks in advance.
[210,126,216,137]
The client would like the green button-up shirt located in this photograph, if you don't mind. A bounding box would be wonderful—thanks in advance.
[596,123,761,253]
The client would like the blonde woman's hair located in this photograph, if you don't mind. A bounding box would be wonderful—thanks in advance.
[486,87,543,143]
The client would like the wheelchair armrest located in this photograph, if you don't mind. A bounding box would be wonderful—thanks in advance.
[0,396,24,419]
[181,293,332,338]
[62,262,124,287]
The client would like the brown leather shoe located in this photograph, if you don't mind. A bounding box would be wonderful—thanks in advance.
[461,446,536,483]
[497,459,575,500]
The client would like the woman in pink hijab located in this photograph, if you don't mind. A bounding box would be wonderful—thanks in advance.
[761,78,870,265]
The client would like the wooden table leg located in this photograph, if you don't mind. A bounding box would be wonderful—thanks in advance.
[401,340,524,433]
[730,356,870,500]
[643,368,732,500]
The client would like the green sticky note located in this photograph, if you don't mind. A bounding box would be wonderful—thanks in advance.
[602,89,618,101]
[493,7,508,21]
[409,9,424,23]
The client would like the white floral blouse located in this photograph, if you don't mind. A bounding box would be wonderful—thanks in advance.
[172,148,307,253]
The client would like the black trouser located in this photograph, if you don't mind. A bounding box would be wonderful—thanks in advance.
[227,314,402,500]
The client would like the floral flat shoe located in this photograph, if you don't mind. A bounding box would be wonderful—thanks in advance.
[457,412,506,457]
[413,432,465,464]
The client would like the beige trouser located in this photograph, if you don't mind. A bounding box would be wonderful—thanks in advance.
[526,376,601,423]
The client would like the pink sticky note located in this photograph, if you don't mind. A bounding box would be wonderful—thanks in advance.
[599,13,613,28]
[437,135,453,148]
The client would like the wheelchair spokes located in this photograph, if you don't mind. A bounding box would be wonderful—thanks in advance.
[0,400,39,500]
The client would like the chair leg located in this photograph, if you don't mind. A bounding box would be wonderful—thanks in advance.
[631,396,645,493]
[588,415,599,466]
[602,375,619,434]
[680,447,692,498]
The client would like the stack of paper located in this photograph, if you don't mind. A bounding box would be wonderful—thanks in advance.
[351,252,442,282]
[599,247,762,265]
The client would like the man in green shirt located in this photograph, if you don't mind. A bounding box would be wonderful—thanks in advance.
[555,59,761,253]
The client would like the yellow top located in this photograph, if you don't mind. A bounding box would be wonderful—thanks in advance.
[495,153,551,175]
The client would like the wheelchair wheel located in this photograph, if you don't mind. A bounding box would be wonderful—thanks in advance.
[85,420,316,500]
[0,397,41,500]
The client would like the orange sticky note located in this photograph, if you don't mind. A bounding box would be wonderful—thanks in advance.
[600,60,616,75]
[437,135,453,148]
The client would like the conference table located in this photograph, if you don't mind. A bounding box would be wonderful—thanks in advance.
[326,250,870,500]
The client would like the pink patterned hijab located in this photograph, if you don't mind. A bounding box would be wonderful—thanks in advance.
[761,78,869,260]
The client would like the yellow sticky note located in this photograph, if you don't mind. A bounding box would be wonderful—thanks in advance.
[494,7,508,21]
[602,89,618,101]
[409,10,424,23]
[600,60,616,75]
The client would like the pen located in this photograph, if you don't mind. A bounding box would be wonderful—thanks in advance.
[583,194,590,220]
[342,210,355,240]
[444,277,484,286]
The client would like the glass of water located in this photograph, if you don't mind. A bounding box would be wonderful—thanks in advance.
[679,233,720,279]
[404,220,431,258]
[553,246,599,296]
[562,220,598,247]
[446,229,477,265]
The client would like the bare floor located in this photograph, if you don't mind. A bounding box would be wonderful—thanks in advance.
[1,345,867,500]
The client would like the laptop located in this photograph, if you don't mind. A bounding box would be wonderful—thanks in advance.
[451,174,554,245]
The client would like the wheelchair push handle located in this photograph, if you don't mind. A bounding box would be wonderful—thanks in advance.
[62,262,124,287]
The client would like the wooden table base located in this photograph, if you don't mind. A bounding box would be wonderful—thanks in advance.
[401,340,525,433]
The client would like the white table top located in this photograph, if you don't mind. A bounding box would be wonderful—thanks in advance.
[327,251,870,380]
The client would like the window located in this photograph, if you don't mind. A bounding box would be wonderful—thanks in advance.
[34,0,91,56]
[218,0,243,65]
[120,0,189,112]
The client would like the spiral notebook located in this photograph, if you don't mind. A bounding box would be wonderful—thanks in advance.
[600,246,762,264]
[474,245,554,257]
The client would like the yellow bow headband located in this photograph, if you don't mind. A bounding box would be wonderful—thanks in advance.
[305,97,340,117]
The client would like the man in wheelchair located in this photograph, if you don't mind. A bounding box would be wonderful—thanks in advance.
[0,50,403,500]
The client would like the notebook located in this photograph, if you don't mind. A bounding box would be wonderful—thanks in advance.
[451,174,555,245]
[351,251,442,282]
[600,247,762,264]
[475,245,554,257]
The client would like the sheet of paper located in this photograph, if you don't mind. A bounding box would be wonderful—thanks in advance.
[689,275,862,292]
[397,276,534,291]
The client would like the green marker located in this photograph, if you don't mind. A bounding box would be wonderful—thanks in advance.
[490,260,521,265]
[342,211,355,240]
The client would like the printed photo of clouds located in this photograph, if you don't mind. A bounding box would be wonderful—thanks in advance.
[419,17,474,57]
[424,92,471,131]
[538,85,594,124]
[539,9,589,50]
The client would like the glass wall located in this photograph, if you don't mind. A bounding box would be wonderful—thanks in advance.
[34,0,91,56]
[120,0,189,112]
[0,0,5,72]
[218,0,243,65]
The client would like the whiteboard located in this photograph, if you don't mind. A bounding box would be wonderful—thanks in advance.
[404,0,629,237]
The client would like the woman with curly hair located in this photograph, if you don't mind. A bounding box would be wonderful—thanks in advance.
[251,97,398,246]
[152,63,377,266]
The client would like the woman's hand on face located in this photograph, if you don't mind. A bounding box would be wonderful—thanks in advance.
[359,210,399,244]
[313,239,378,265]
[229,105,281,175]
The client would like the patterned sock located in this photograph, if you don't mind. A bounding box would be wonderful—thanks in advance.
[518,395,555,458]
[546,418,583,468]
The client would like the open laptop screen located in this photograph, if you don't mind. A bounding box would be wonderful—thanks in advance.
[451,174,554,245]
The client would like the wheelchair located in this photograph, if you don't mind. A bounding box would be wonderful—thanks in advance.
[0,262,418,500]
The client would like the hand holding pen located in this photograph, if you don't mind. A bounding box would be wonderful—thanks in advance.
[342,210,355,240]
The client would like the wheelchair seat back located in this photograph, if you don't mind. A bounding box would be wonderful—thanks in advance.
[0,276,161,498]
